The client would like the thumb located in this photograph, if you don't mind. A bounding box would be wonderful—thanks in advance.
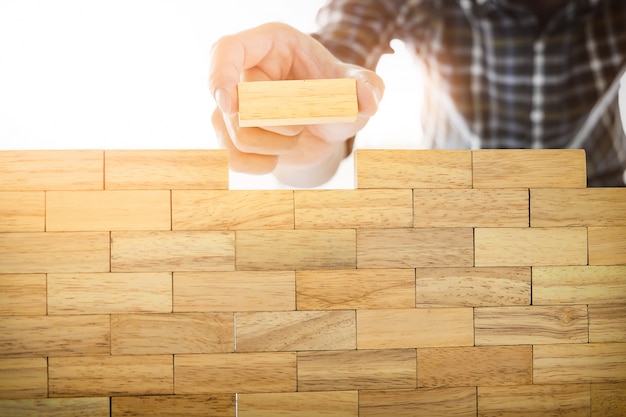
[345,67,385,117]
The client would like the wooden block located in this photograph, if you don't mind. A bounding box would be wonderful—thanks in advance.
[111,231,234,272]
[0,315,110,356]
[357,308,474,349]
[49,355,173,397]
[474,305,589,345]
[0,150,103,191]
[0,232,110,274]
[413,189,529,227]
[474,227,587,267]
[588,227,626,265]
[111,313,233,355]
[173,190,294,230]
[357,228,473,268]
[236,311,355,352]
[415,267,530,307]
[0,274,47,315]
[477,384,590,417]
[472,149,587,188]
[0,358,47,399]
[359,387,477,417]
[0,398,110,417]
[589,305,626,343]
[533,343,626,384]
[0,192,44,232]
[356,150,472,189]
[238,391,358,417]
[296,269,415,310]
[112,395,235,417]
[418,346,532,388]
[236,229,355,270]
[531,188,626,227]
[46,190,171,231]
[297,349,416,391]
[591,382,626,417]
[532,266,626,305]
[174,353,296,394]
[173,271,295,312]
[237,78,358,127]
[294,189,413,229]
[105,150,228,190]
[48,272,172,314]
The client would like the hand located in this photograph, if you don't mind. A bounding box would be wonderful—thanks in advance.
[209,22,384,186]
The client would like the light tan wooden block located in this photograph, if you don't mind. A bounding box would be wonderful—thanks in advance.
[478,384,590,417]
[46,190,171,231]
[237,78,358,127]
[588,227,626,265]
[112,395,235,417]
[111,231,234,272]
[238,391,358,417]
[173,190,294,230]
[589,305,626,343]
[474,305,589,345]
[0,398,110,417]
[533,343,626,384]
[0,192,44,232]
[418,346,532,388]
[294,189,413,229]
[533,266,626,305]
[359,387,477,417]
[591,382,626,417]
[236,229,355,270]
[175,353,296,394]
[49,355,173,397]
[296,269,415,310]
[474,227,587,267]
[47,272,172,314]
[0,232,110,274]
[472,149,587,188]
[531,188,626,227]
[111,313,233,355]
[236,311,355,352]
[0,274,47,315]
[0,358,47,399]
[356,150,472,189]
[415,267,530,307]
[357,308,474,349]
[173,271,295,312]
[357,228,473,268]
[0,150,103,191]
[414,188,529,227]
[0,315,110,356]
[105,150,228,190]
[297,349,416,391]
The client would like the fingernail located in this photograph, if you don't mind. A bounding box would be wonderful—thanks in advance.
[215,88,233,115]
[365,81,381,107]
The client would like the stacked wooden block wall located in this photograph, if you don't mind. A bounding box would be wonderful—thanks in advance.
[0,149,625,416]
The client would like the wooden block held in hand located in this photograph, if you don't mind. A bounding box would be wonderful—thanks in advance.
[238,79,358,127]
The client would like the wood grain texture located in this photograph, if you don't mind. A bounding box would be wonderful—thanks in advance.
[296,269,415,310]
[104,150,228,190]
[357,308,474,349]
[238,391,358,417]
[0,192,44,232]
[359,387,477,417]
[591,382,626,417]
[474,227,588,267]
[112,395,235,417]
[237,79,358,127]
[0,358,47,399]
[589,305,626,343]
[48,355,173,397]
[356,150,472,189]
[588,227,626,265]
[173,190,294,230]
[0,398,110,417]
[47,273,172,314]
[472,149,587,188]
[46,190,171,231]
[294,189,413,229]
[174,353,296,394]
[0,274,47,315]
[357,228,474,268]
[173,271,295,312]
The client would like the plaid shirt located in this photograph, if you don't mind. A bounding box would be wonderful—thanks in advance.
[315,0,626,186]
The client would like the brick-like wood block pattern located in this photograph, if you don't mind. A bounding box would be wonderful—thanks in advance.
[1,149,624,416]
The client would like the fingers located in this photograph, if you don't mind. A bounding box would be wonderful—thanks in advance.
[345,65,385,117]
